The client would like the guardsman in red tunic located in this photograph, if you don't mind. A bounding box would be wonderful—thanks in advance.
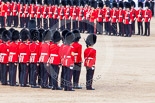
[144,2,152,36]
[53,4,59,30]
[123,2,132,37]
[12,2,18,27]
[0,30,10,85]
[111,2,118,36]
[130,1,136,35]
[136,2,144,35]
[89,1,97,34]
[96,1,104,35]
[72,1,78,30]
[104,3,111,35]
[42,4,48,29]
[48,30,62,90]
[19,29,30,87]
[72,30,82,89]
[86,5,91,33]
[0,1,6,27]
[84,34,97,90]
[118,1,124,36]
[23,4,29,28]
[60,29,69,88]
[29,30,40,88]
[29,3,35,20]
[63,32,75,91]
[47,4,53,29]
[6,1,12,27]
[36,4,41,28]
[8,30,19,86]
[19,3,24,28]
[59,2,65,31]
[78,2,85,33]
[65,4,71,31]
[39,30,51,89]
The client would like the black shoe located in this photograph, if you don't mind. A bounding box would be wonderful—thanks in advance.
[46,86,52,89]
[87,88,95,90]
[20,84,25,87]
[68,89,75,91]
[74,86,82,89]
[24,84,30,87]
[31,85,40,88]
[52,87,62,90]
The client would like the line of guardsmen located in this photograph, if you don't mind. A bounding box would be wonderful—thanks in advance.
[0,0,152,37]
[0,20,97,91]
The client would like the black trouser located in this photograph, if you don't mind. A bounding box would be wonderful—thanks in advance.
[24,17,29,28]
[1,63,8,85]
[14,16,18,27]
[86,20,90,33]
[112,23,117,36]
[73,63,81,87]
[86,67,94,89]
[44,18,48,30]
[137,22,143,35]
[9,63,17,86]
[49,18,53,29]
[131,21,135,34]
[105,22,111,35]
[89,22,94,33]
[30,63,38,86]
[7,16,11,27]
[144,22,150,36]
[50,64,60,89]
[38,64,41,85]
[53,19,59,30]
[60,19,65,31]
[0,64,1,81]
[40,63,48,88]
[84,20,87,31]
[60,66,65,88]
[64,66,73,90]
[66,19,71,31]
[73,19,78,30]
[119,22,124,36]
[19,63,28,85]
[97,22,103,34]
[37,18,41,29]
[125,24,131,37]
[1,16,5,28]
[79,20,84,33]
[20,17,24,28]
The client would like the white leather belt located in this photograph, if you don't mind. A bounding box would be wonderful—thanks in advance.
[1,53,7,56]
[31,53,37,55]
[87,57,93,59]
[10,52,16,55]
[74,53,78,55]
[125,17,129,19]
[20,53,26,55]
[98,15,102,17]
[105,15,109,17]
[50,54,58,56]
[119,16,122,17]
[41,53,47,55]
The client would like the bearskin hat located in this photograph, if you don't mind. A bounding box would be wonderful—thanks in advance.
[12,30,20,42]
[145,1,150,8]
[43,29,52,41]
[65,32,75,45]
[85,34,97,46]
[2,30,11,42]
[52,30,61,43]
[72,29,81,42]
[131,1,136,7]
[138,2,143,8]
[31,29,39,41]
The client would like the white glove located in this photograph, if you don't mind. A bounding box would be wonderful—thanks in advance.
[69,16,71,19]
[97,18,98,21]
[17,12,18,15]
[109,18,111,21]
[63,16,65,19]
[76,17,78,20]
[116,19,118,22]
[70,66,74,70]
[148,18,150,22]
[92,67,95,70]
[134,17,136,21]
[123,20,125,23]
[103,19,105,22]
[142,18,144,21]
[46,15,48,19]
[10,12,12,16]
[58,16,60,19]
[82,17,84,20]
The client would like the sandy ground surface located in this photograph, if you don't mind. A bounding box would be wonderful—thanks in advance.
[0,18,155,103]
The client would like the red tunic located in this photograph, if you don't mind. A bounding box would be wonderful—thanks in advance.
[143,9,152,22]
[65,7,70,20]
[72,42,82,63]
[136,9,144,22]
[8,42,19,63]
[130,9,137,22]
[62,45,74,67]
[48,43,61,65]
[104,9,111,22]
[118,9,124,23]
[72,7,77,20]
[39,42,50,63]
[53,6,59,19]
[78,8,84,21]
[42,6,47,18]
[89,9,96,22]
[6,3,11,16]
[0,3,6,16]
[0,43,9,63]
[97,8,104,22]
[111,9,118,23]
[84,48,96,68]
[59,7,65,19]
[18,42,30,63]
[29,5,35,18]
[123,10,132,24]
[47,6,53,18]
[12,3,18,16]
[23,5,29,17]
[36,6,41,18]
